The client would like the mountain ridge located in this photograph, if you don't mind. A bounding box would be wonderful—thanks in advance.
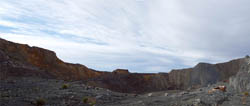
[0,38,245,93]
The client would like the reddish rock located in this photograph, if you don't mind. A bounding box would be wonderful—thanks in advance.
[0,38,246,93]
[113,69,130,74]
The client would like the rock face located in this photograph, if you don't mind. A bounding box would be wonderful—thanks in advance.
[112,69,130,74]
[90,73,170,93]
[168,59,244,90]
[0,38,171,93]
[0,38,246,93]
[0,38,103,80]
[229,57,250,92]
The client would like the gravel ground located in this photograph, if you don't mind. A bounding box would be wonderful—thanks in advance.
[1,77,249,106]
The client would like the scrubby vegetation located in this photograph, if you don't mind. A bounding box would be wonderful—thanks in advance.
[82,97,96,106]
[62,84,69,89]
[36,98,46,106]
[83,97,88,103]
[243,92,249,96]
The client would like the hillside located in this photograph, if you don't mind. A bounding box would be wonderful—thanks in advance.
[1,38,250,106]
[0,38,246,93]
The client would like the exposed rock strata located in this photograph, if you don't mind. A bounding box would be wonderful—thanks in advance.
[0,38,246,93]
[229,57,250,92]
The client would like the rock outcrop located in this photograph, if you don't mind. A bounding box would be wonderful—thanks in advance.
[112,69,130,74]
[0,38,103,80]
[168,59,244,90]
[90,72,170,93]
[0,38,247,93]
[229,57,250,92]
[0,38,171,93]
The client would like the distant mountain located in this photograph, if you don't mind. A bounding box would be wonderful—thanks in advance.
[0,38,247,93]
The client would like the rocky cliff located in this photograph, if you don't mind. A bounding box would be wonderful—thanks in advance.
[0,38,103,80]
[0,38,246,93]
[0,38,170,93]
[168,58,244,90]
[229,57,250,92]
[89,72,170,93]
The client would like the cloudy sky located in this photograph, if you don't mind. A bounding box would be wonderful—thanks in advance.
[0,0,249,73]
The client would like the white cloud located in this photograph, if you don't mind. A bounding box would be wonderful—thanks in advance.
[0,0,249,73]
[0,20,18,27]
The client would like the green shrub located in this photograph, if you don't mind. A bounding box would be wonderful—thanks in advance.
[36,98,46,106]
[62,84,69,89]
[243,92,249,96]
[83,97,88,103]
[83,97,96,105]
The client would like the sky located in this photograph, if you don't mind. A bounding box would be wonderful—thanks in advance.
[0,0,249,73]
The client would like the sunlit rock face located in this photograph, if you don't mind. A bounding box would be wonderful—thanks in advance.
[0,38,103,80]
[230,57,250,92]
